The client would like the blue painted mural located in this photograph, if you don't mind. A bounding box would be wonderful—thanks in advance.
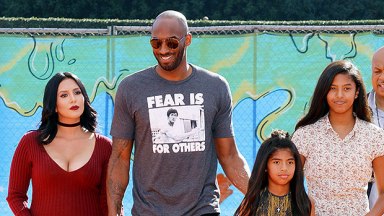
[0,31,380,215]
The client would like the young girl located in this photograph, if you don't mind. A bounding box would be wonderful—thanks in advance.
[292,60,384,215]
[235,130,314,216]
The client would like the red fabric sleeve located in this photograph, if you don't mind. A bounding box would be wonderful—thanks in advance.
[6,133,33,216]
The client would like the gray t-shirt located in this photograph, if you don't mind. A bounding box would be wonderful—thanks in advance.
[111,64,234,215]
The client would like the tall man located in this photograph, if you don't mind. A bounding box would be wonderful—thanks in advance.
[107,10,250,215]
[368,46,384,209]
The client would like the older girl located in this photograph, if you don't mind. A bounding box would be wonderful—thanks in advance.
[292,60,384,215]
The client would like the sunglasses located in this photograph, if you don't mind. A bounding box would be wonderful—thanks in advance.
[150,36,186,49]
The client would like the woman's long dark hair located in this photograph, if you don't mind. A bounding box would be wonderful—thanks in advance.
[37,72,97,144]
[295,60,371,130]
[235,130,311,216]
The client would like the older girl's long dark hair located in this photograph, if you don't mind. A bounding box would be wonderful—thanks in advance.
[38,72,97,144]
[295,60,371,130]
[235,130,311,216]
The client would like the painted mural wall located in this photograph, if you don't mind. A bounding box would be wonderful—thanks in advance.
[0,31,380,215]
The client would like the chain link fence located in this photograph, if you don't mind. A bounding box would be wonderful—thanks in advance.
[0,24,382,215]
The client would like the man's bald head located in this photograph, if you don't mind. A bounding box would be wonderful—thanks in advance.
[153,10,188,34]
[373,46,384,62]
[372,46,384,73]
[371,46,384,98]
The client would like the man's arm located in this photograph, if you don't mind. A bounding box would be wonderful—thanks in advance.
[107,138,134,216]
[367,156,384,216]
[215,137,250,194]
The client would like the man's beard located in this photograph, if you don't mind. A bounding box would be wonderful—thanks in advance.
[156,46,185,71]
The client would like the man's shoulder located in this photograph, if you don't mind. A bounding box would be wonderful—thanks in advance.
[192,64,228,83]
[118,66,155,86]
[125,66,154,80]
[192,64,218,77]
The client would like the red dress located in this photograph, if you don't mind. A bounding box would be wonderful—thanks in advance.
[7,131,112,216]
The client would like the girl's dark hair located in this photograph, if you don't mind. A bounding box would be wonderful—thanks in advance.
[295,60,371,130]
[38,72,97,144]
[235,130,311,216]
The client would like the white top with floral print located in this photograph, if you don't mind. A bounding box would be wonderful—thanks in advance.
[292,115,384,215]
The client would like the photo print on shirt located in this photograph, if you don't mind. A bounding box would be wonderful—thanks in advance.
[148,93,206,154]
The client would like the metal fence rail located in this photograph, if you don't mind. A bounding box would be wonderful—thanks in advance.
[113,24,384,35]
[0,27,112,36]
[2,24,384,36]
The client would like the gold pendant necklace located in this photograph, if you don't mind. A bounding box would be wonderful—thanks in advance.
[268,190,290,215]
